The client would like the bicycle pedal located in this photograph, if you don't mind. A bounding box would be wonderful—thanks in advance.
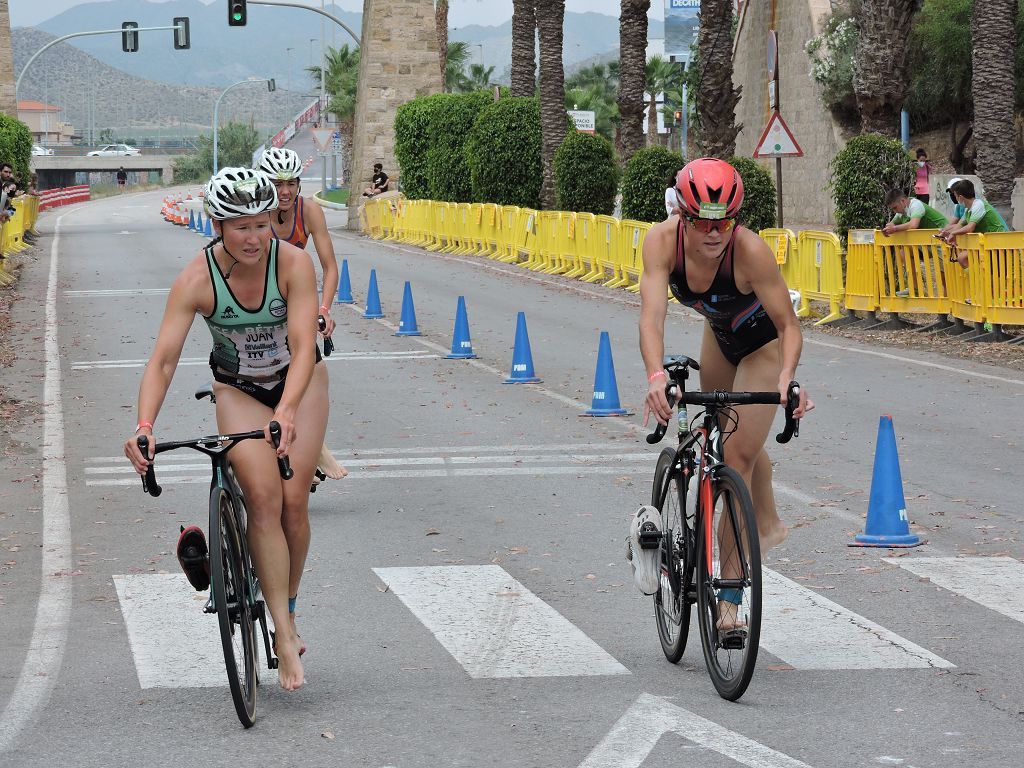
[637,523,662,550]
[720,628,747,650]
[203,597,215,614]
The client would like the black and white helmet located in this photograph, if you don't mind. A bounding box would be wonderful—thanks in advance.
[258,147,303,180]
[204,167,278,220]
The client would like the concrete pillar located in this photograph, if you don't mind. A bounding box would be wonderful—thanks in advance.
[0,1,16,118]
[346,0,443,229]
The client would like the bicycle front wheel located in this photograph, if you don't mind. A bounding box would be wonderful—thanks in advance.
[209,486,258,727]
[652,447,693,663]
[695,465,761,701]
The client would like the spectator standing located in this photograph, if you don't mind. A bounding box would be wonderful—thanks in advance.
[116,167,128,192]
[913,148,932,204]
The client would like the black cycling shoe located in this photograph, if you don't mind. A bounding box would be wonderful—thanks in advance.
[176,525,210,591]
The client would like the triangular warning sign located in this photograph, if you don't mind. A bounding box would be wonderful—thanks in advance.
[311,128,335,152]
[753,110,803,158]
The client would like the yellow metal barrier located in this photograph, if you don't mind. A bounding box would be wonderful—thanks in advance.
[978,231,1024,327]
[759,227,799,291]
[794,230,847,324]
[529,211,559,272]
[617,220,650,292]
[495,205,521,263]
[516,208,541,267]
[590,215,620,285]
[874,230,952,316]
[544,212,578,275]
[947,234,986,325]
[844,230,879,314]
[572,213,604,282]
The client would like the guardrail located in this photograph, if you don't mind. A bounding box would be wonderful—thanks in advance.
[39,185,90,210]
[360,198,1023,344]
[0,196,41,286]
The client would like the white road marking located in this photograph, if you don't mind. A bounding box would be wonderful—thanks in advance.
[577,693,813,768]
[65,288,170,297]
[71,351,437,369]
[0,212,74,752]
[761,569,954,669]
[113,575,227,689]
[883,556,1024,625]
[372,565,629,678]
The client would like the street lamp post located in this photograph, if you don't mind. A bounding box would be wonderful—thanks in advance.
[285,47,294,89]
[476,43,484,67]
[213,77,274,174]
[309,38,317,70]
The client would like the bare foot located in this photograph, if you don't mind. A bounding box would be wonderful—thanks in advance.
[288,612,306,655]
[716,600,748,632]
[276,634,305,691]
[317,443,348,480]
[759,521,789,552]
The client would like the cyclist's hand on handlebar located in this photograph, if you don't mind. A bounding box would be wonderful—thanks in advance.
[124,428,154,475]
[642,374,674,427]
[779,376,813,418]
[267,409,297,457]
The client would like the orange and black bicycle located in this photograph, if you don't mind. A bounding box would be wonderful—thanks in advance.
[643,355,800,701]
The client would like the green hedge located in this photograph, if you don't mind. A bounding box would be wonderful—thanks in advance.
[829,134,915,243]
[621,145,684,222]
[728,157,776,233]
[0,115,33,185]
[464,96,543,209]
[426,91,494,202]
[394,94,449,200]
[553,131,619,216]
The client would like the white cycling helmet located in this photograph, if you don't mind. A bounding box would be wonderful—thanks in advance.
[946,177,963,191]
[258,147,303,180]
[204,167,278,220]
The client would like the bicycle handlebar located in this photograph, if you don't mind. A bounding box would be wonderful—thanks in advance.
[645,381,801,445]
[318,315,334,357]
[136,420,293,497]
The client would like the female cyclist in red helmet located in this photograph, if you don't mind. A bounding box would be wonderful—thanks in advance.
[639,158,813,623]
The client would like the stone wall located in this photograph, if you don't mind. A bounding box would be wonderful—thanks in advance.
[346,0,443,229]
[734,0,845,227]
[0,1,15,118]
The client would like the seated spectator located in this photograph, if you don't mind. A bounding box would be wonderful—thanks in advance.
[882,189,948,296]
[362,163,389,197]
[942,178,1009,268]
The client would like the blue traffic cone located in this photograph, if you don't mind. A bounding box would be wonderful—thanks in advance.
[194,210,204,235]
[583,331,631,416]
[204,215,213,238]
[187,209,196,230]
[395,281,421,336]
[504,311,542,383]
[336,259,354,303]
[850,415,924,548]
[446,296,477,359]
[363,269,384,318]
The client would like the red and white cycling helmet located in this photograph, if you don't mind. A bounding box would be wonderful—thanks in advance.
[674,158,744,220]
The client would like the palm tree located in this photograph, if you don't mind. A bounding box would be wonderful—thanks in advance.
[565,85,617,141]
[694,0,740,159]
[644,55,680,147]
[435,1,449,84]
[460,63,496,92]
[617,0,651,165]
[445,41,472,92]
[511,0,537,97]
[536,0,566,209]
[852,0,919,135]
[307,45,360,150]
[971,0,1016,210]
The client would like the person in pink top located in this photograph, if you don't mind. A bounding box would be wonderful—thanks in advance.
[913,148,931,204]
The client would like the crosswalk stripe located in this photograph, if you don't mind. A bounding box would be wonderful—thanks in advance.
[113,574,230,689]
[883,556,1024,625]
[372,565,629,678]
[761,569,954,669]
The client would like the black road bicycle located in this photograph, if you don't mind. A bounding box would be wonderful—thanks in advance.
[137,394,294,728]
[643,355,800,701]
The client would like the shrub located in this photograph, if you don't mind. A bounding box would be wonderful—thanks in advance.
[464,96,542,208]
[728,156,776,233]
[172,122,262,182]
[394,94,449,200]
[829,134,915,243]
[804,13,858,123]
[426,91,494,202]
[553,131,619,215]
[620,145,684,222]
[0,114,33,185]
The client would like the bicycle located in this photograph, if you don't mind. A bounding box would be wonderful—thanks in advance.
[642,354,800,701]
[136,405,294,728]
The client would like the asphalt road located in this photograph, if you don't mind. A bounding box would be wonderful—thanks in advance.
[1,185,1022,767]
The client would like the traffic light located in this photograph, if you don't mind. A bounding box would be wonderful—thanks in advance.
[228,1,247,26]
[674,110,683,123]
[121,21,139,53]
[173,17,191,50]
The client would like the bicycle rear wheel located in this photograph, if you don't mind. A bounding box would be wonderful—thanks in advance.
[652,447,693,663]
[209,486,258,727]
[695,465,761,701]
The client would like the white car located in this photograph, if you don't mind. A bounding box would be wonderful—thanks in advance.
[31,144,54,156]
[87,143,141,157]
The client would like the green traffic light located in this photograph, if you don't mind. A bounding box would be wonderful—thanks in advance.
[232,13,242,20]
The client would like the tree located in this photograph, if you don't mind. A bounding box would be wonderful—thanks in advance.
[511,0,537,97]
[695,0,741,158]
[644,55,680,147]
[436,1,449,83]
[852,0,919,135]
[617,0,651,164]
[565,85,617,141]
[173,122,261,182]
[536,0,566,209]
[460,63,496,92]
[307,45,360,123]
[445,41,472,92]
[972,0,1017,210]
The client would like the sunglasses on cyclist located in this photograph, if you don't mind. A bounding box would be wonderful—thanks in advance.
[684,215,735,234]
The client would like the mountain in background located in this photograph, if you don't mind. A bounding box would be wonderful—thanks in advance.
[27,0,664,88]
[13,27,315,138]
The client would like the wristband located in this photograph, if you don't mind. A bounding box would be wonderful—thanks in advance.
[319,305,330,314]
[647,370,667,383]
[136,421,153,433]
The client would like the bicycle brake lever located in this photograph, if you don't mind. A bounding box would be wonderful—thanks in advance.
[318,315,334,357]
[645,384,678,445]
[775,381,800,444]
[268,421,295,480]
[136,435,162,497]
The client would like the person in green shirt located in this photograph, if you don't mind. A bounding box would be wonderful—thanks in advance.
[943,179,1009,268]
[882,189,948,296]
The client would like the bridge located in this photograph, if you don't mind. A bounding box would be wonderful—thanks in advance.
[30,154,178,189]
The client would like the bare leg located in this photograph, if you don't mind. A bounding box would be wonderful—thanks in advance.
[317,443,348,480]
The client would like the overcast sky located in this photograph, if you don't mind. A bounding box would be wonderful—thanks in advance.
[11,0,666,30]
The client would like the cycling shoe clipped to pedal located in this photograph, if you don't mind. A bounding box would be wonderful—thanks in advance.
[628,505,663,596]
[176,525,210,591]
